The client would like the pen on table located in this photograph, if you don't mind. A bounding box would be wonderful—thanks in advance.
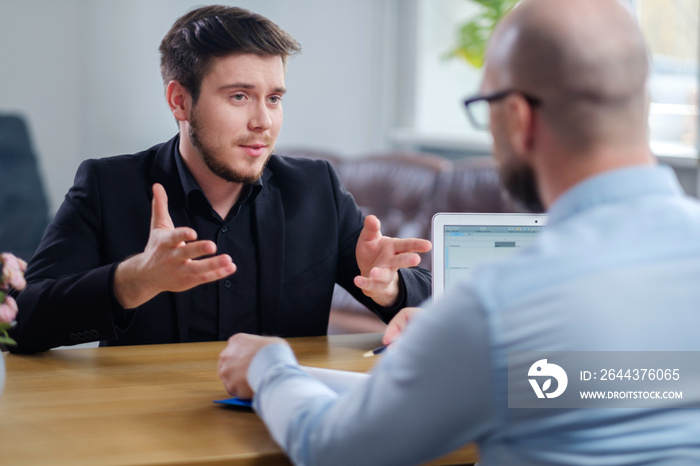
[363,344,388,357]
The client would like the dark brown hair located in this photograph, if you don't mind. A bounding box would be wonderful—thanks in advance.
[159,5,301,102]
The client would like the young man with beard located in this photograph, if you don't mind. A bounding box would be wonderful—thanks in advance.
[218,0,700,464]
[10,6,431,353]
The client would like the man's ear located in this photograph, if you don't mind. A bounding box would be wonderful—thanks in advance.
[165,81,190,122]
[504,95,536,161]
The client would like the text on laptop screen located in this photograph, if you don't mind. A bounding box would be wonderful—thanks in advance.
[443,225,543,293]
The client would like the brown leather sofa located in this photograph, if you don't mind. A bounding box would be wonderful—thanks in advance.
[279,149,525,334]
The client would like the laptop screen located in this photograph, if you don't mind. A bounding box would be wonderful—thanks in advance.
[432,213,547,298]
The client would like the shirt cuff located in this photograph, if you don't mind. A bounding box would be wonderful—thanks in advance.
[248,342,299,392]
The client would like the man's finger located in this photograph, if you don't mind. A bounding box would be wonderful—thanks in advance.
[186,254,237,278]
[354,266,393,290]
[387,237,432,255]
[358,215,382,242]
[383,315,406,345]
[173,239,218,260]
[380,252,423,270]
[383,307,423,345]
[370,266,393,282]
[151,183,175,230]
[173,255,236,290]
[158,227,199,248]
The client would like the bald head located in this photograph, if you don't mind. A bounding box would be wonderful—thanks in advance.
[486,0,650,151]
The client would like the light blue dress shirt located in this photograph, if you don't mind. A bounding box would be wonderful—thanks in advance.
[248,165,700,466]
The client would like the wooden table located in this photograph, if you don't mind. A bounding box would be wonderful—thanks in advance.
[0,333,478,465]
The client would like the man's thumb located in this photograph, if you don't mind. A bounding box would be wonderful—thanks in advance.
[150,183,174,230]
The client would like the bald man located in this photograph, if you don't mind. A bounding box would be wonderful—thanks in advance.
[217,1,700,464]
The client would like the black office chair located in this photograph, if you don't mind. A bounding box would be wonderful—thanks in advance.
[0,114,50,261]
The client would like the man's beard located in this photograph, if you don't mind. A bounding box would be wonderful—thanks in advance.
[188,109,272,184]
[500,158,544,213]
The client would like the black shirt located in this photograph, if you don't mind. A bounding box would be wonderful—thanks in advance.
[174,149,263,341]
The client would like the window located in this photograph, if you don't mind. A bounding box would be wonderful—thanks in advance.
[634,0,699,160]
[394,0,700,165]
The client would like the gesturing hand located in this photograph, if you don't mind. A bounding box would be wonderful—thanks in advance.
[218,333,288,399]
[354,215,432,307]
[113,183,237,309]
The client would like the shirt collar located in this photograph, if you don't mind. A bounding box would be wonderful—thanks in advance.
[546,164,684,226]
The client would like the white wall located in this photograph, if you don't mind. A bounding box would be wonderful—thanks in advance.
[0,0,84,214]
[0,0,393,213]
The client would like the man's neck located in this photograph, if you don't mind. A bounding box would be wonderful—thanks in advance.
[537,142,656,210]
[178,139,244,220]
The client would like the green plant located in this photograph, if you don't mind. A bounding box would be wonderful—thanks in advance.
[444,0,519,68]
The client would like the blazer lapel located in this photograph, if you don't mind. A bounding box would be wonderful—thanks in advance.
[148,135,191,342]
[254,170,285,334]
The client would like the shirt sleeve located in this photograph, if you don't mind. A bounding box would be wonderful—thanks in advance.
[248,282,496,466]
[11,160,124,352]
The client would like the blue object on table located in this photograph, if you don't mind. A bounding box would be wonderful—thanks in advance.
[214,397,253,409]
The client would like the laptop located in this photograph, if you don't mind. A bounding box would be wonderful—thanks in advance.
[432,213,547,299]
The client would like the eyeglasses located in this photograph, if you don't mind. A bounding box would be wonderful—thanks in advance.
[463,90,542,130]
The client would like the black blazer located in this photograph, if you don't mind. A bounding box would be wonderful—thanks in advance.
[11,136,431,353]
